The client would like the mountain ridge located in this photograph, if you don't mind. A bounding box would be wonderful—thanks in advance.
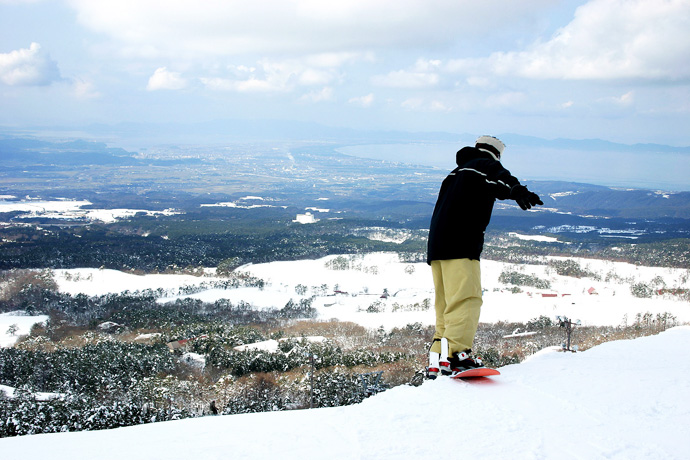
[3,122,689,151]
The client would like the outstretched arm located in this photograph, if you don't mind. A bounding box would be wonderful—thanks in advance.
[509,184,544,210]
[479,158,544,210]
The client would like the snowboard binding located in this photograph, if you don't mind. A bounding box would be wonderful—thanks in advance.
[427,338,493,379]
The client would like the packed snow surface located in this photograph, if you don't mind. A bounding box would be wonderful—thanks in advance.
[2,326,689,459]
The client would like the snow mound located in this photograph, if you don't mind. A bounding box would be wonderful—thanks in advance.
[2,327,689,459]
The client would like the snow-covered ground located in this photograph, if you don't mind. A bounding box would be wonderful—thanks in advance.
[0,198,180,223]
[52,252,690,329]
[3,252,690,457]
[232,336,326,352]
[0,384,62,401]
[0,311,49,347]
[53,268,218,297]
[2,326,689,459]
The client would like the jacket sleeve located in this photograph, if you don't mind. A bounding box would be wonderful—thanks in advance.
[480,159,520,200]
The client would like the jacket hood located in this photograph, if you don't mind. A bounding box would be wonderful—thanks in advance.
[456,146,497,167]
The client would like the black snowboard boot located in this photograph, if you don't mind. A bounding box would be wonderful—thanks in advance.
[449,350,484,373]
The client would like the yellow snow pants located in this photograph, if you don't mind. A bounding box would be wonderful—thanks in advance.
[430,259,483,357]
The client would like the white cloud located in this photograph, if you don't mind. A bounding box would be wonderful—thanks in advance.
[223,65,257,80]
[412,58,442,72]
[448,0,690,81]
[0,42,61,86]
[303,52,371,68]
[466,76,491,88]
[485,91,527,108]
[297,68,337,86]
[200,77,283,93]
[615,91,635,106]
[348,93,374,108]
[370,58,444,88]
[429,100,451,112]
[300,86,334,103]
[200,61,292,93]
[371,70,439,88]
[599,90,635,107]
[401,98,423,110]
[146,67,187,91]
[65,0,554,59]
[401,97,450,112]
[199,58,345,93]
[72,78,101,99]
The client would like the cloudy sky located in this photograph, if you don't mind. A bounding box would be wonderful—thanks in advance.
[1,0,689,145]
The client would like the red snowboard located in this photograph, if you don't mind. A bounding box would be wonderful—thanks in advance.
[450,367,500,379]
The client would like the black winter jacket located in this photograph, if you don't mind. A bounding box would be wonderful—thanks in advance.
[427,146,521,263]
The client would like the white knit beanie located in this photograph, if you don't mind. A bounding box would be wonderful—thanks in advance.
[475,135,505,161]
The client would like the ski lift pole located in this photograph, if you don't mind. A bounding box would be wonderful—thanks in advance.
[557,316,581,352]
[305,351,318,409]
[310,352,314,409]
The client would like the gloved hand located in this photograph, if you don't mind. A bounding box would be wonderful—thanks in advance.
[510,185,543,210]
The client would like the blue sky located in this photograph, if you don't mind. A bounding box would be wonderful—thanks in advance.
[1,0,690,146]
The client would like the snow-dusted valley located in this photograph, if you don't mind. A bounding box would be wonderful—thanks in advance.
[6,250,686,351]
[47,251,690,331]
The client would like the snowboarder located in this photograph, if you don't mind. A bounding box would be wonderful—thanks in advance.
[210,400,219,415]
[426,136,543,378]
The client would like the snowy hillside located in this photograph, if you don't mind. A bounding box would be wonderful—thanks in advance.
[52,252,690,329]
[4,251,688,458]
[3,326,689,459]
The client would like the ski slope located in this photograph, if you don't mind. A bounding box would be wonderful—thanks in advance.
[3,326,689,459]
